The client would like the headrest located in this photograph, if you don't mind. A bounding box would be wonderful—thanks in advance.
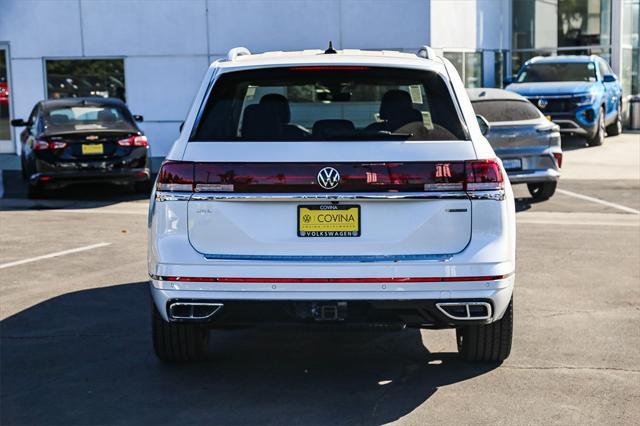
[260,93,291,123]
[49,114,70,124]
[379,90,414,119]
[97,109,117,122]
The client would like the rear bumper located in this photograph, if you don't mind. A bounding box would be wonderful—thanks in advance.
[507,169,560,184]
[156,298,500,328]
[30,168,150,187]
[150,273,515,326]
[495,150,561,184]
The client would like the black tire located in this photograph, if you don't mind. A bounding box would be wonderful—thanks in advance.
[527,181,557,201]
[26,183,44,199]
[587,107,605,146]
[456,298,513,363]
[606,104,623,136]
[152,303,209,362]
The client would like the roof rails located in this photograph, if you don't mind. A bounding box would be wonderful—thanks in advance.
[416,45,436,60]
[227,47,251,61]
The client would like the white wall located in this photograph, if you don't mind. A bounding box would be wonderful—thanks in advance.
[0,0,433,158]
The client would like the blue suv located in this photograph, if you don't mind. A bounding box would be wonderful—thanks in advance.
[506,55,623,146]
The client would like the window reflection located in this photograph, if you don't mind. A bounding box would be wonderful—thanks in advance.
[45,59,125,101]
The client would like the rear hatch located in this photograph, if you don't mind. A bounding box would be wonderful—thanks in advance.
[486,121,553,149]
[179,142,477,259]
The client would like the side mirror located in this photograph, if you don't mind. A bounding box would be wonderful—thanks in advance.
[179,121,184,132]
[133,114,144,122]
[603,74,617,83]
[10,118,27,127]
[503,77,513,86]
[476,115,490,136]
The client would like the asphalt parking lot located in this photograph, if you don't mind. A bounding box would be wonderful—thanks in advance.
[1,133,639,425]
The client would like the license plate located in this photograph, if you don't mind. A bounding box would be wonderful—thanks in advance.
[298,205,360,237]
[502,158,522,171]
[82,143,104,155]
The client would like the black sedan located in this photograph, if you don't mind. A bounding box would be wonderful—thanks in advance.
[11,98,150,198]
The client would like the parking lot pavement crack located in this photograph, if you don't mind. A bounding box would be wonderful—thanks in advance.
[503,365,640,374]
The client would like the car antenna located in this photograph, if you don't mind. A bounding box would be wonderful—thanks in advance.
[324,41,337,54]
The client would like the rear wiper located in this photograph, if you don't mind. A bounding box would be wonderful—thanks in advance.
[322,132,413,141]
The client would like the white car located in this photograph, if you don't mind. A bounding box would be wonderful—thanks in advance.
[148,45,516,363]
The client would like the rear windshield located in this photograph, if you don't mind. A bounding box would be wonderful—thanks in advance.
[44,105,136,132]
[471,100,541,122]
[191,67,467,141]
[516,62,597,83]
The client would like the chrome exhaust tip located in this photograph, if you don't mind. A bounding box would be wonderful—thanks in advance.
[168,302,223,320]
[435,302,492,321]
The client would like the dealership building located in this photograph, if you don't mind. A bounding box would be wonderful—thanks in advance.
[0,0,638,166]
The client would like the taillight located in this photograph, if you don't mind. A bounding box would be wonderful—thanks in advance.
[553,152,563,168]
[117,135,148,147]
[464,159,504,191]
[156,161,194,191]
[33,140,67,150]
[155,160,505,194]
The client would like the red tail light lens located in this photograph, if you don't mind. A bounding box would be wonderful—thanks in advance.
[155,160,504,193]
[156,161,194,191]
[33,140,67,150]
[553,152,563,168]
[118,135,148,147]
[464,159,504,191]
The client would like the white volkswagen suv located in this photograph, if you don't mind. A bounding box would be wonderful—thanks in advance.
[148,46,516,363]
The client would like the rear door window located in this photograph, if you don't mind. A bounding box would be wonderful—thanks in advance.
[471,100,542,122]
[191,67,467,141]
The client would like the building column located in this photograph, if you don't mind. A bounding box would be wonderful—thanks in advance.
[610,0,623,76]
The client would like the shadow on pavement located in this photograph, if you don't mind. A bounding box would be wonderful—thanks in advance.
[0,170,151,211]
[1,282,498,425]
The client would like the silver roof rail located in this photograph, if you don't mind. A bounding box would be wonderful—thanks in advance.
[227,47,251,61]
[416,45,436,60]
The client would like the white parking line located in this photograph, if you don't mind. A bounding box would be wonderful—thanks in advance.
[557,189,640,215]
[0,242,111,270]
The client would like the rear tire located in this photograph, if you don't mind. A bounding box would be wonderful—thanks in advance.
[527,181,557,201]
[606,104,623,136]
[587,107,605,146]
[456,299,513,363]
[152,303,209,362]
[26,183,44,199]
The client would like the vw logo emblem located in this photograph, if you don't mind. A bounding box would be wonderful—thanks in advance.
[317,167,341,190]
[537,98,548,109]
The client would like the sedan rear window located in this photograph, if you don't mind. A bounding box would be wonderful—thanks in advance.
[44,105,136,132]
[191,67,467,141]
[471,100,541,122]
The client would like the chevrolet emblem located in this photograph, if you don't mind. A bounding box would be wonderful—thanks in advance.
[86,135,99,141]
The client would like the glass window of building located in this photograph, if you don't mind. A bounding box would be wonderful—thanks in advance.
[511,0,614,77]
[443,51,484,88]
[45,59,125,101]
[622,0,640,95]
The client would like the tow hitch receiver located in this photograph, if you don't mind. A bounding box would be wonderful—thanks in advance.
[313,302,347,321]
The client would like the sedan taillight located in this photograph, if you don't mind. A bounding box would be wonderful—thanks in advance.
[117,135,149,147]
[33,140,67,150]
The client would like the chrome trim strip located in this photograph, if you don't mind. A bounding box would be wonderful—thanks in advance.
[436,302,492,321]
[202,253,453,263]
[467,190,505,201]
[156,191,191,202]
[525,94,577,100]
[190,191,469,201]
